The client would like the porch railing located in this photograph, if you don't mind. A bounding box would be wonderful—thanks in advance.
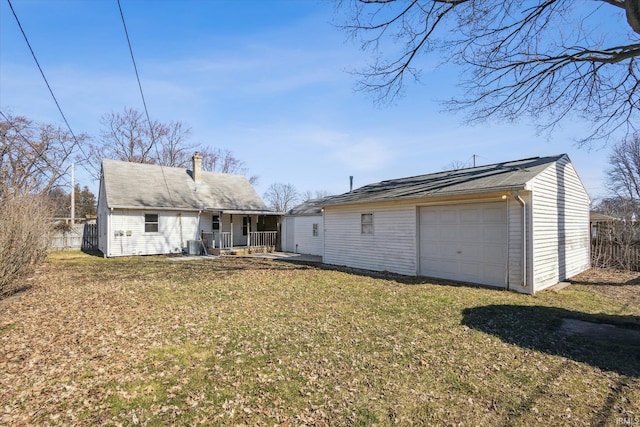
[249,231,277,248]
[219,232,233,249]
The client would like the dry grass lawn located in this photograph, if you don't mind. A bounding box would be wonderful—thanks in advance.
[1,252,639,426]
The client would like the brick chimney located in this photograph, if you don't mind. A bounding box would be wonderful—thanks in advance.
[192,152,203,182]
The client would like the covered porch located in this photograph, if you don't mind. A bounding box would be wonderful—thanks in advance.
[199,209,281,255]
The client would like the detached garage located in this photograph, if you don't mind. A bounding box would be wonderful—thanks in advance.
[322,155,590,294]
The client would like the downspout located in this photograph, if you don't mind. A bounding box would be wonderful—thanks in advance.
[178,213,183,250]
[513,191,527,289]
[505,197,510,291]
[108,207,114,258]
[196,210,202,241]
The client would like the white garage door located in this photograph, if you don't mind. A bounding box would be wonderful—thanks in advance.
[419,202,507,287]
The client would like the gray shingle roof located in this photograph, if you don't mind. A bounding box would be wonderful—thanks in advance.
[323,155,567,206]
[286,198,328,216]
[101,159,271,212]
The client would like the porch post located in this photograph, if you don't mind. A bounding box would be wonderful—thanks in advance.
[247,216,251,248]
[230,215,233,249]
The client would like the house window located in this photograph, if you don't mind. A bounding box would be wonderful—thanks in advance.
[212,215,220,231]
[361,213,373,235]
[242,217,251,236]
[144,214,159,233]
[312,223,319,237]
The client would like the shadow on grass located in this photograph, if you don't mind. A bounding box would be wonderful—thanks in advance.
[80,249,104,257]
[461,304,640,377]
[271,257,488,287]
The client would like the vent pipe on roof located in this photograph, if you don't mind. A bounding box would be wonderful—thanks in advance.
[349,176,353,192]
[192,152,203,182]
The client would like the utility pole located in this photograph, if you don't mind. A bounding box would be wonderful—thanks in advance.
[70,163,75,224]
[473,154,477,167]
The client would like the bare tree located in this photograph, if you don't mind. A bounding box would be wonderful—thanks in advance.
[94,108,165,164]
[90,108,257,184]
[263,183,300,212]
[89,107,165,171]
[200,147,258,185]
[301,189,332,202]
[592,197,640,270]
[0,113,88,196]
[339,0,640,144]
[607,133,640,200]
[158,120,195,167]
[443,160,471,171]
[591,135,640,270]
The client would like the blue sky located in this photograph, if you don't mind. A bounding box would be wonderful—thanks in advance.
[0,0,615,201]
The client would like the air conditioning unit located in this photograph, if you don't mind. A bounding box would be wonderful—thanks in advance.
[187,240,202,255]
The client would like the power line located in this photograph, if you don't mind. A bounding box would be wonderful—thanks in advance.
[5,0,90,163]
[116,0,175,207]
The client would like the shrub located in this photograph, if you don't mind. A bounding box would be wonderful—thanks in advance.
[0,193,54,296]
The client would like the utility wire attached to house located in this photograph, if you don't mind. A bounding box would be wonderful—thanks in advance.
[5,0,90,164]
[116,0,175,207]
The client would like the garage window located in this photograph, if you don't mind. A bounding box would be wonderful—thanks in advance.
[312,223,319,236]
[144,214,159,233]
[361,213,373,234]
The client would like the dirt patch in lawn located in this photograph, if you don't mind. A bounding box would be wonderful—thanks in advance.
[561,318,640,346]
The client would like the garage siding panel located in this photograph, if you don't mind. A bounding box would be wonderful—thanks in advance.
[530,158,590,291]
[323,205,417,276]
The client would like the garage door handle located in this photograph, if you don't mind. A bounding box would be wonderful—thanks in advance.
[457,251,462,254]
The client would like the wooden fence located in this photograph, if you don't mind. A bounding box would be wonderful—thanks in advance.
[50,223,98,251]
[591,240,640,271]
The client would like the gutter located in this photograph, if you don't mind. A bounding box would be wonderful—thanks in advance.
[322,185,528,208]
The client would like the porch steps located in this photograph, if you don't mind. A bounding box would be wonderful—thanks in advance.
[221,246,276,256]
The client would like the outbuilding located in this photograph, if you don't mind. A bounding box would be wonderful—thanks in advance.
[281,198,325,256]
[321,155,590,294]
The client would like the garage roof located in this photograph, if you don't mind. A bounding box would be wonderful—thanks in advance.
[101,159,272,213]
[286,198,328,216]
[323,154,567,206]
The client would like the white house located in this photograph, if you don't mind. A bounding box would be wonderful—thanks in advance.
[97,154,279,257]
[281,198,325,256]
[321,154,590,294]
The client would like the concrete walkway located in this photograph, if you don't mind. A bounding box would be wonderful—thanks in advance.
[167,252,322,263]
[242,252,323,263]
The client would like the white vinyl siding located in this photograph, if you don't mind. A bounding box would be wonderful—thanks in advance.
[283,217,295,252]
[287,216,324,256]
[107,210,198,257]
[530,158,590,291]
[324,204,417,276]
